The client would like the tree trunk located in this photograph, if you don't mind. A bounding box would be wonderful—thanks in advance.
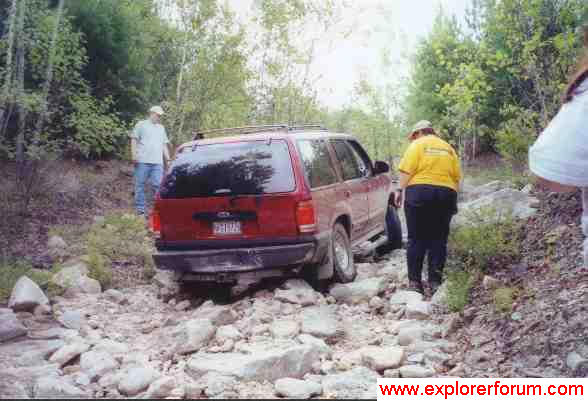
[33,0,65,144]
[14,0,26,163]
[0,0,19,136]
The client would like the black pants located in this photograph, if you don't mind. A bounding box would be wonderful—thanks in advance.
[404,184,457,285]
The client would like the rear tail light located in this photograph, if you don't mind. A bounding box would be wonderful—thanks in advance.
[296,200,316,233]
[149,205,161,235]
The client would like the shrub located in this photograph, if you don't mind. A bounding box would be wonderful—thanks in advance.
[445,268,474,313]
[85,212,155,288]
[449,207,521,273]
[494,287,517,313]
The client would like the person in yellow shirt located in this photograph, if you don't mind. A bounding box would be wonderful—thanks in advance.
[394,120,462,295]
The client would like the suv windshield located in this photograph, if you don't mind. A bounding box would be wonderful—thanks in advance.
[160,140,295,198]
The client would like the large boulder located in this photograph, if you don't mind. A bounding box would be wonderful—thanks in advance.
[322,366,380,399]
[329,277,387,305]
[8,276,49,312]
[389,290,423,305]
[454,188,538,226]
[300,306,339,340]
[51,262,101,297]
[463,180,510,202]
[57,310,86,330]
[0,311,27,342]
[197,372,238,397]
[186,345,319,382]
[270,320,300,338]
[172,318,216,355]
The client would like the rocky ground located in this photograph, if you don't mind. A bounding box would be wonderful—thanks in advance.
[1,171,587,399]
[0,249,466,399]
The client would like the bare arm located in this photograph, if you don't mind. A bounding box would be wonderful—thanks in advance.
[394,171,412,208]
[130,138,137,163]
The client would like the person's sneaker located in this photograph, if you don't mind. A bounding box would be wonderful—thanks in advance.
[407,280,424,295]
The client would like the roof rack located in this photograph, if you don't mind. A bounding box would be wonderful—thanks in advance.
[192,124,327,140]
[193,125,288,140]
[288,124,327,131]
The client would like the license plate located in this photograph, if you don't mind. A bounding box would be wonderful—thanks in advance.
[213,221,242,235]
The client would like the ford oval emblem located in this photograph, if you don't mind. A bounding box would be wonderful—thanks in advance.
[217,211,231,218]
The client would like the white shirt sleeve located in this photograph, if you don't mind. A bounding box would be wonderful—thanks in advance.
[529,79,588,187]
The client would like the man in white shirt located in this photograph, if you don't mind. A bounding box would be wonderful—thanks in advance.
[529,75,588,269]
[130,105,170,216]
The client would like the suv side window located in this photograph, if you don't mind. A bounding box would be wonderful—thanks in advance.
[347,140,373,178]
[331,140,362,181]
[297,140,338,188]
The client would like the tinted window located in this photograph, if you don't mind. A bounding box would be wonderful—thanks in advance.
[331,140,362,180]
[297,140,338,188]
[160,140,295,198]
[347,140,372,178]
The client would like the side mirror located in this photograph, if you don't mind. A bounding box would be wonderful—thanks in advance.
[374,161,390,175]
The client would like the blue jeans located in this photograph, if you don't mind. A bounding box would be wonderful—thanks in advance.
[134,163,163,214]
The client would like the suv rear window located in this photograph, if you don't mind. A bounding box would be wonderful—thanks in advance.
[160,140,296,198]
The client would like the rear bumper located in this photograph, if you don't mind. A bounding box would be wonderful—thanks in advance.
[152,240,322,282]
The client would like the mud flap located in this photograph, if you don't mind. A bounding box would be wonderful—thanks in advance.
[317,242,334,280]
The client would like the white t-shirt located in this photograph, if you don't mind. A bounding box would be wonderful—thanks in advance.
[131,119,169,165]
[529,78,588,267]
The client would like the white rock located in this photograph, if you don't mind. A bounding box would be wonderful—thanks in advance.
[49,342,90,367]
[58,310,86,330]
[360,347,405,371]
[173,318,216,355]
[0,312,27,342]
[34,376,86,398]
[118,366,160,396]
[80,350,119,381]
[270,320,300,338]
[567,352,587,371]
[389,290,423,305]
[383,369,400,378]
[92,339,129,357]
[298,334,333,357]
[274,288,317,306]
[369,296,385,310]
[8,276,49,312]
[215,325,242,342]
[48,235,67,250]
[198,372,237,397]
[145,376,176,398]
[322,366,380,399]
[454,188,537,226]
[405,301,431,320]
[175,300,191,311]
[424,349,451,364]
[300,306,338,340]
[397,326,425,346]
[184,382,205,398]
[399,365,434,378]
[196,305,237,326]
[186,345,319,382]
[275,378,322,399]
[329,278,387,304]
[482,275,501,290]
[431,282,449,307]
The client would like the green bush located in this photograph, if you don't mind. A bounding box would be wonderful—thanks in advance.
[445,268,474,313]
[449,207,520,273]
[0,261,55,303]
[494,287,517,313]
[85,212,155,288]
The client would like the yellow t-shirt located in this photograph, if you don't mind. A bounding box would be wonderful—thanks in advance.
[397,135,462,191]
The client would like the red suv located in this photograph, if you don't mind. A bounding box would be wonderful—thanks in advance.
[151,125,402,287]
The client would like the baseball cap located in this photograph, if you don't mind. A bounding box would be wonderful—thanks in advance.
[149,105,165,116]
[408,120,434,139]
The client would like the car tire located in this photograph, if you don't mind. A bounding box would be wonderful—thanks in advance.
[332,223,356,283]
[385,205,403,250]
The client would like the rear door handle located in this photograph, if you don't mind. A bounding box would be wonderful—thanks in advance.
[344,190,351,198]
